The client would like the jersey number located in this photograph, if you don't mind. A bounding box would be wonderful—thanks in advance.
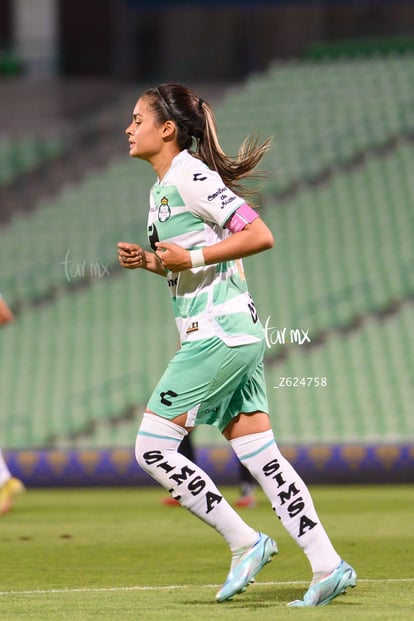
[248,296,258,324]
[148,223,160,251]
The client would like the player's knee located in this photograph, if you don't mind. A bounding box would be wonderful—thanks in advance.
[135,433,152,472]
[135,431,178,474]
[135,412,186,473]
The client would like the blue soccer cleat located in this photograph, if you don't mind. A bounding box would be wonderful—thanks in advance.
[216,532,278,602]
[288,559,357,607]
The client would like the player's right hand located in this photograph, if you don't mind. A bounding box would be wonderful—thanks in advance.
[117,242,147,269]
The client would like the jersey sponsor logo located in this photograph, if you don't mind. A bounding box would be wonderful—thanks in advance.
[142,450,223,514]
[262,458,317,538]
[193,172,207,181]
[207,186,227,201]
[158,196,171,222]
[207,186,237,209]
[221,195,236,208]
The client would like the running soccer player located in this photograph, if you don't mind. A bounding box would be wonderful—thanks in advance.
[118,83,356,606]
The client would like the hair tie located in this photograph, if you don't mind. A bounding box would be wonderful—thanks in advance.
[198,98,204,110]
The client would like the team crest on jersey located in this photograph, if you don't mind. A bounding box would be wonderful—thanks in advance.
[158,196,171,222]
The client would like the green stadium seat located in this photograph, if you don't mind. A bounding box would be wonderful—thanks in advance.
[1,55,413,449]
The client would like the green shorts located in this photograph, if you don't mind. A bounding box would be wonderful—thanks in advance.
[147,337,269,432]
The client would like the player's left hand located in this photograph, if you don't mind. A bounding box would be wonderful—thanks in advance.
[155,241,191,272]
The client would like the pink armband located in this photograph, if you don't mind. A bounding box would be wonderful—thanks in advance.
[225,203,259,233]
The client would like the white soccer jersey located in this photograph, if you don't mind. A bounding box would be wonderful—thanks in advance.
[147,150,264,346]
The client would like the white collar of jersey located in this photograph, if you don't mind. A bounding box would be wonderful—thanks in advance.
[157,150,192,185]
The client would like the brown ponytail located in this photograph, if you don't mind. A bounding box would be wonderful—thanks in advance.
[144,83,272,205]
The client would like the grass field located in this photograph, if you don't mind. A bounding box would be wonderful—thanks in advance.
[1,484,413,621]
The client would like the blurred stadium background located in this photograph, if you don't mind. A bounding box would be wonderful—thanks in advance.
[0,0,413,487]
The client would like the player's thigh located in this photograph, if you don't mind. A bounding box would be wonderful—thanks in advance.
[146,338,262,424]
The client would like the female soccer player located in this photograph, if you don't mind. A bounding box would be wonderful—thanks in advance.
[118,83,356,606]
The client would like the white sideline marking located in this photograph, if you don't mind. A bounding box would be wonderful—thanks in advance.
[0,578,413,597]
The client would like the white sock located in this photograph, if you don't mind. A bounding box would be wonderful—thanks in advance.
[136,413,257,552]
[231,430,341,573]
[0,449,12,486]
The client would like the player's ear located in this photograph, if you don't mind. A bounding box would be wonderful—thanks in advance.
[162,120,176,139]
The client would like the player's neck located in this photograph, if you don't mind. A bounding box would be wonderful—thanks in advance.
[151,146,181,182]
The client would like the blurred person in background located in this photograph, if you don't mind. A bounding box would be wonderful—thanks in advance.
[0,293,25,515]
[0,294,14,326]
[118,83,356,607]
